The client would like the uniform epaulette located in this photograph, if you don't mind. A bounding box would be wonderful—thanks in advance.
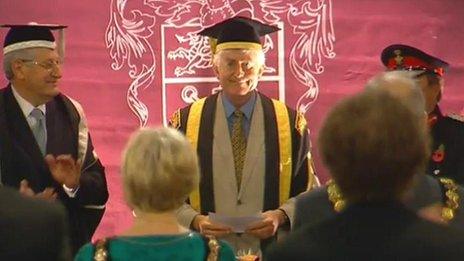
[447,113,464,123]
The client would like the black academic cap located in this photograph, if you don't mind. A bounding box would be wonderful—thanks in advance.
[2,23,67,55]
[381,44,449,77]
[198,16,280,53]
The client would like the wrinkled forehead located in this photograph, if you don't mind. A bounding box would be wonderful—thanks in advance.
[217,49,260,61]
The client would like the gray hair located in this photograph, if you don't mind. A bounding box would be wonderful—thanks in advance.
[319,90,429,203]
[121,127,199,212]
[3,48,36,80]
[365,71,425,120]
[212,49,266,68]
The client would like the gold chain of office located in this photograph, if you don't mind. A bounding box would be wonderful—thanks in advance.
[326,178,459,221]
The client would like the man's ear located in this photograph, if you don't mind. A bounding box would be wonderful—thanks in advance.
[431,78,444,103]
[257,65,265,78]
[212,63,220,78]
[11,60,27,80]
[436,78,444,102]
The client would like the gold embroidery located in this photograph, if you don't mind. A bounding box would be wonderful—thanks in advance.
[327,179,346,212]
[295,111,307,136]
[439,178,459,221]
[93,238,108,261]
[327,178,459,221]
[206,237,220,261]
[168,109,181,129]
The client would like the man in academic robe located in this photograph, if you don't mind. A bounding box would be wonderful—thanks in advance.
[0,24,108,255]
[172,16,318,255]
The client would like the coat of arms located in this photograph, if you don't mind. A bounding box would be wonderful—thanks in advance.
[105,0,336,126]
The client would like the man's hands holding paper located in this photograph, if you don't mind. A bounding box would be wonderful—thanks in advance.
[194,209,287,240]
[192,214,232,237]
[245,209,286,239]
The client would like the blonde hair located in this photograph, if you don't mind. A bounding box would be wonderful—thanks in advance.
[121,127,199,212]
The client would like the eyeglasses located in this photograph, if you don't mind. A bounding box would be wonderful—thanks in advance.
[20,59,62,72]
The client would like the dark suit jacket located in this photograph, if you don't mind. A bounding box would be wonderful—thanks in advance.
[293,174,464,231]
[266,202,464,260]
[0,85,109,254]
[0,186,71,260]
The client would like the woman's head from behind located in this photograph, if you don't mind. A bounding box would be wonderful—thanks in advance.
[122,127,199,213]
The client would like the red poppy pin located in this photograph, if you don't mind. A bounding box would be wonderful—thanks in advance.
[427,115,438,127]
[432,144,445,163]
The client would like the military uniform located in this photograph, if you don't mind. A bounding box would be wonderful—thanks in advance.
[267,201,464,261]
[428,106,464,184]
[294,174,464,231]
[381,45,464,184]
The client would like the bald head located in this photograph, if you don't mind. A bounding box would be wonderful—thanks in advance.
[365,71,425,120]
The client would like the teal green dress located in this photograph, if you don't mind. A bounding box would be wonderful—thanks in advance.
[74,232,235,260]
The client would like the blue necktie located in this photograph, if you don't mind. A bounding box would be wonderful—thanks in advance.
[30,108,46,155]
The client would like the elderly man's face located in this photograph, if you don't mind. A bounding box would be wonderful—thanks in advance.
[416,74,443,114]
[15,48,62,105]
[213,49,264,98]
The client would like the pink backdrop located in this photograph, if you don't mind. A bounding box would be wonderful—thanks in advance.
[1,0,463,239]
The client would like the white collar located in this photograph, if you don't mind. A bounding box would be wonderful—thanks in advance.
[11,85,46,117]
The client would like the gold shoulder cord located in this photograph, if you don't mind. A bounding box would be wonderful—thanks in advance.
[326,180,346,212]
[327,178,459,221]
[439,177,459,221]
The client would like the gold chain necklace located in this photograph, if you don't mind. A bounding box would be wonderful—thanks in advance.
[326,179,346,212]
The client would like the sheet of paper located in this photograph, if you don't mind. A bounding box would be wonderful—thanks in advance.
[208,212,263,233]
